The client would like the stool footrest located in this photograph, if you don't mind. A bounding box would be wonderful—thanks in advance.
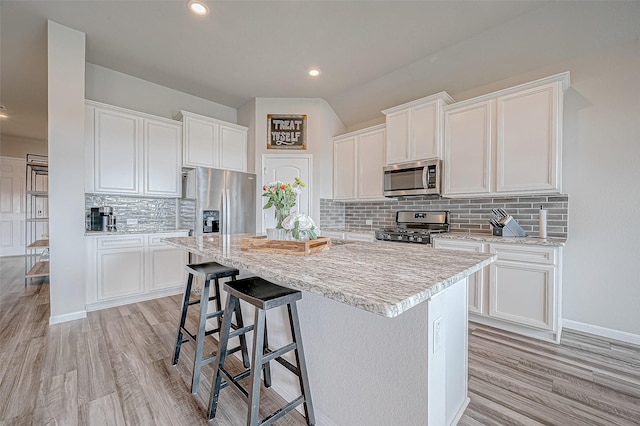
[180,327,197,342]
[229,324,254,339]
[206,310,223,320]
[262,343,296,365]
[219,367,250,399]
[261,395,305,426]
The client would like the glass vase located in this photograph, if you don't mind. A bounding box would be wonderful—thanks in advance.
[274,207,290,229]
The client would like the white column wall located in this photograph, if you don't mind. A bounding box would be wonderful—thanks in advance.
[47,21,87,323]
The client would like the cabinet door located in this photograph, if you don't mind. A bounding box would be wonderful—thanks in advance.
[357,128,385,199]
[219,125,248,172]
[143,118,182,197]
[444,101,492,196]
[385,109,410,164]
[496,82,560,193]
[433,239,485,314]
[183,116,216,168]
[94,108,140,194]
[148,245,187,291]
[97,248,145,299]
[333,136,357,200]
[489,260,556,331]
[412,102,438,160]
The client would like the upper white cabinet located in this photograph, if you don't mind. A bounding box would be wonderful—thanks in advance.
[177,111,248,172]
[333,124,386,201]
[382,92,454,165]
[443,72,569,197]
[85,101,182,197]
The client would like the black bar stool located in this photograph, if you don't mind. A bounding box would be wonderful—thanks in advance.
[208,276,315,426]
[172,262,250,393]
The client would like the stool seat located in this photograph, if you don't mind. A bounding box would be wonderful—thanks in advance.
[172,261,249,394]
[185,262,239,280]
[209,276,315,426]
[224,276,302,310]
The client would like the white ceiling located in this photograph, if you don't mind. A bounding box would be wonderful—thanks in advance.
[1,1,639,141]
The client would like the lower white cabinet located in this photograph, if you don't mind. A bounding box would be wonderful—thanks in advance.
[86,231,188,310]
[432,239,486,314]
[320,230,375,242]
[433,237,562,343]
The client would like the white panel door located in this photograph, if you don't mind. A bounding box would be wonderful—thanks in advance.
[357,128,385,199]
[262,155,311,232]
[183,116,217,168]
[148,246,187,291]
[97,248,145,299]
[497,82,559,193]
[143,118,182,197]
[412,102,438,160]
[219,125,248,172]
[385,108,411,164]
[0,157,26,256]
[94,108,140,194]
[333,136,357,200]
[489,260,556,331]
[443,101,493,196]
[433,238,485,314]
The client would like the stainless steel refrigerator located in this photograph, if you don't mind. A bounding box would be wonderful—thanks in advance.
[181,167,256,236]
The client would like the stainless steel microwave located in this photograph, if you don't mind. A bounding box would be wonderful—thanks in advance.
[383,159,441,197]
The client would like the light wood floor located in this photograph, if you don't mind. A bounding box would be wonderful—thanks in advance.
[1,255,639,425]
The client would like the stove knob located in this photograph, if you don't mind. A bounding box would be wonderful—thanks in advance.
[416,237,422,242]
[408,236,414,242]
[396,235,403,241]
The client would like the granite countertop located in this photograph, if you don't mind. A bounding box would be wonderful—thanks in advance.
[162,235,496,318]
[433,232,566,247]
[85,228,190,236]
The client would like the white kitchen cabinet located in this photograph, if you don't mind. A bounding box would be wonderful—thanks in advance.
[442,72,569,197]
[85,101,182,197]
[433,237,563,343]
[443,101,493,196]
[320,230,375,242]
[488,244,559,333]
[382,92,454,165]
[433,239,486,314]
[86,231,188,310]
[147,234,188,291]
[333,124,385,201]
[178,110,248,172]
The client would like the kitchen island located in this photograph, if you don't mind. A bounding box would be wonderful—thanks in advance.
[163,235,496,426]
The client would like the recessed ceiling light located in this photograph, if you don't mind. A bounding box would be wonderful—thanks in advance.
[188,0,209,16]
[309,69,320,77]
[0,105,7,119]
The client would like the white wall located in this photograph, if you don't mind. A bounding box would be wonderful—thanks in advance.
[85,63,237,123]
[0,134,47,158]
[250,98,345,231]
[47,21,87,323]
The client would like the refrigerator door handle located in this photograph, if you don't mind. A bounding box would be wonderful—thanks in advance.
[224,189,231,234]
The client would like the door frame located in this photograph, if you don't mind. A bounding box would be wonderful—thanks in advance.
[261,153,313,233]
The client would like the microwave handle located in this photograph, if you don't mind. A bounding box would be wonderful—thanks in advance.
[422,166,429,189]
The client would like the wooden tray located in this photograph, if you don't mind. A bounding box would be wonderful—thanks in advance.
[240,236,331,256]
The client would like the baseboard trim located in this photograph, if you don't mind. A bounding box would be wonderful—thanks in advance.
[85,286,184,312]
[563,319,640,346]
[49,310,87,325]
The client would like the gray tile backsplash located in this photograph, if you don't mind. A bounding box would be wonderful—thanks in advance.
[320,194,568,238]
[85,194,178,231]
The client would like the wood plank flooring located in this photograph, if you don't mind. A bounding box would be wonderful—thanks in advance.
[1,255,639,425]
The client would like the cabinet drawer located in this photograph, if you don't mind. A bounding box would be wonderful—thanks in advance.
[433,239,485,253]
[489,244,557,265]
[97,236,145,250]
[148,232,188,246]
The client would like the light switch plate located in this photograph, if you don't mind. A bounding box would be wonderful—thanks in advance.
[126,218,138,225]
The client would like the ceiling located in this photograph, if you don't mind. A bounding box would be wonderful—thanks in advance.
[1,1,639,142]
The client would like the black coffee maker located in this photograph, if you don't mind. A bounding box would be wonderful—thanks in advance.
[89,206,116,231]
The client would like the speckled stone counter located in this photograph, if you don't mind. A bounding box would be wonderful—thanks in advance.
[162,234,495,318]
[433,232,566,247]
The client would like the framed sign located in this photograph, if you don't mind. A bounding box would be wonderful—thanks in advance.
[267,114,307,150]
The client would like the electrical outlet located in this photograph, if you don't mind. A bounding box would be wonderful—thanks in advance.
[126,218,138,225]
[365,219,373,226]
[433,317,443,354]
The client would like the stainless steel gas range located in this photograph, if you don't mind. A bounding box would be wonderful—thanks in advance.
[374,211,449,245]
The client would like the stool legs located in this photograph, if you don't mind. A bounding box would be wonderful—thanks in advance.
[208,295,238,420]
[288,302,315,425]
[172,273,194,366]
[247,308,267,425]
[191,277,212,393]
